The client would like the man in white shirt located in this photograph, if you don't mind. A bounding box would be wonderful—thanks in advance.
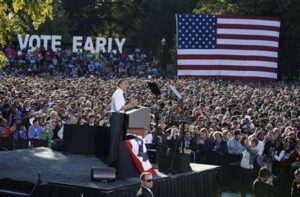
[144,130,153,144]
[108,79,137,165]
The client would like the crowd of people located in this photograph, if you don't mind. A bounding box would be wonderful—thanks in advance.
[3,46,162,77]
[1,48,300,196]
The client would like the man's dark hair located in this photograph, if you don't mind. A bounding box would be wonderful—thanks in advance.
[117,79,126,87]
[259,167,270,178]
[140,172,152,181]
[234,129,241,136]
[251,138,259,145]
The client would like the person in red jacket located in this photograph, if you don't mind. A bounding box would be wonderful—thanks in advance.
[0,117,14,150]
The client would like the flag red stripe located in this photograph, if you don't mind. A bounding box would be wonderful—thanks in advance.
[125,141,144,173]
[178,75,277,81]
[176,14,280,80]
[177,55,277,62]
[217,34,279,41]
[125,140,156,175]
[217,45,278,51]
[218,15,280,21]
[217,24,280,31]
[178,65,277,73]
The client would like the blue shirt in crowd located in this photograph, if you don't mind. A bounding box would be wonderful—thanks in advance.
[27,126,43,139]
[13,130,27,140]
[228,138,245,154]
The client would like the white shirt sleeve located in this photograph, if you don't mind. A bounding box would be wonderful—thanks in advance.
[274,150,285,161]
[58,125,64,139]
[256,141,265,156]
[144,133,153,144]
[111,89,126,113]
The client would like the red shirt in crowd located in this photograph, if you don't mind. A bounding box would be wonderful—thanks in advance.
[280,149,300,175]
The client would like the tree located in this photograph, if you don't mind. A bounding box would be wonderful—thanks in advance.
[36,0,72,43]
[0,0,53,69]
[129,0,196,65]
[193,0,238,15]
[61,0,143,37]
[60,0,196,65]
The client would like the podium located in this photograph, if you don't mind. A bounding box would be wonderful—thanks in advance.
[125,107,150,138]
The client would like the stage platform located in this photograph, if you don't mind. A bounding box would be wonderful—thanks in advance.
[0,147,221,197]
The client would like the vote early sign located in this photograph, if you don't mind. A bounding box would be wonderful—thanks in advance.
[17,34,126,53]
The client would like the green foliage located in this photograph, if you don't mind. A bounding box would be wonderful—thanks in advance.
[36,1,72,43]
[61,0,143,37]
[0,0,53,69]
[193,0,239,15]
[59,0,195,65]
[126,0,196,66]
[1,0,300,78]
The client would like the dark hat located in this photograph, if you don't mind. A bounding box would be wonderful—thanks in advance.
[242,125,250,133]
[259,167,270,178]
[231,116,238,122]
[234,130,241,136]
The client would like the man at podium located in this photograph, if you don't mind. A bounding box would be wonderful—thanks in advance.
[108,79,137,165]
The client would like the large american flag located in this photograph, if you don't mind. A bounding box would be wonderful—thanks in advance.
[176,14,281,81]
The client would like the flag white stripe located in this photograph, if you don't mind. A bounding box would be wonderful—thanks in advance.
[177,49,278,57]
[217,18,280,27]
[176,15,280,80]
[217,39,279,47]
[178,70,277,78]
[177,60,277,68]
[217,29,280,37]
[130,140,153,170]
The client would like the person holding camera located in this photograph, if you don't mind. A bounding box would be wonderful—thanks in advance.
[240,137,259,197]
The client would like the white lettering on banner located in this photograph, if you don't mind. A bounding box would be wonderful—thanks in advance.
[51,35,62,52]
[17,34,62,52]
[107,37,112,53]
[72,36,83,53]
[28,35,41,51]
[78,37,125,53]
[95,37,106,53]
[17,34,29,50]
[17,34,126,53]
[115,38,126,53]
[40,35,51,50]
[83,37,94,52]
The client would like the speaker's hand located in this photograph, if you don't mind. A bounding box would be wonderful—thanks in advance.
[128,100,138,108]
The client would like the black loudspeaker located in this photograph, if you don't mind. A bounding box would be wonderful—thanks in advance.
[90,167,116,182]
[158,154,192,174]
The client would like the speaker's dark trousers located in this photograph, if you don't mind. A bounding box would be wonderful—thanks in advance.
[108,112,125,164]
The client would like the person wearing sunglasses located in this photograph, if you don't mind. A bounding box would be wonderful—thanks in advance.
[136,172,154,197]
